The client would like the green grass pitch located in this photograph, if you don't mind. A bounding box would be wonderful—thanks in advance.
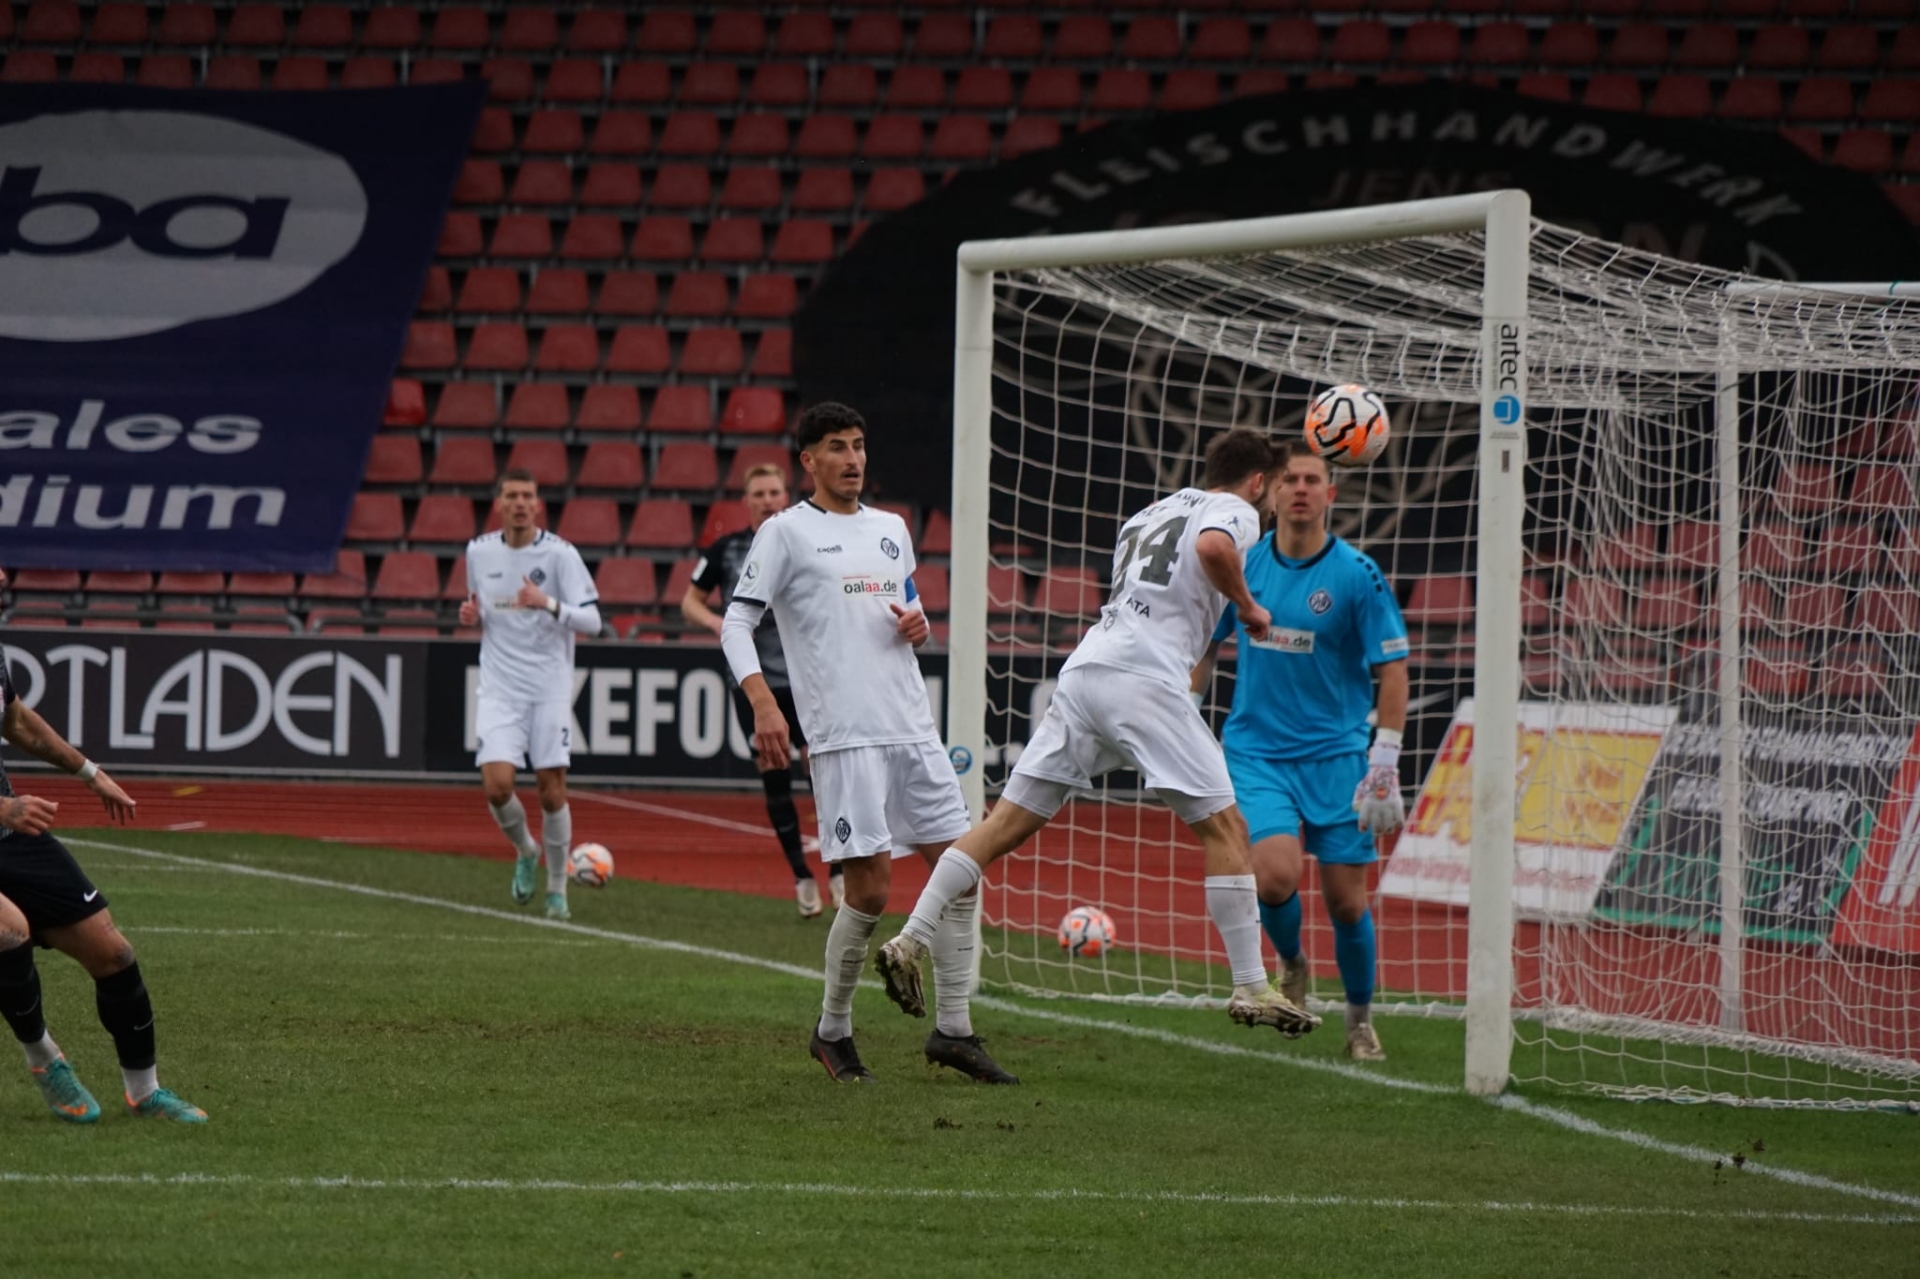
[2,829,1915,1278]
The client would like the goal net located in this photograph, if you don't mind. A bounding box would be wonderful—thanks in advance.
[947,195,1920,1110]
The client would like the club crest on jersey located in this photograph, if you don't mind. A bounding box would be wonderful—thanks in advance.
[1308,589,1333,615]
[528,567,547,586]
[842,575,899,598]
[834,817,852,844]
[880,536,900,560]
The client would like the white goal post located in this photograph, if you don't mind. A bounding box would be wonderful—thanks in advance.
[944,191,1920,1110]
[948,191,1532,1097]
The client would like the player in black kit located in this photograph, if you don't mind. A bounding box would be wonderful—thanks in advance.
[682,462,843,918]
[0,586,207,1123]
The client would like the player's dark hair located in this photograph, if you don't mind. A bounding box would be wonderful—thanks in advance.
[496,467,537,494]
[1276,438,1333,476]
[796,401,866,451]
[1201,429,1276,489]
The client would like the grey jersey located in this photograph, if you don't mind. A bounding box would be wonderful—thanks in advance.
[693,528,789,687]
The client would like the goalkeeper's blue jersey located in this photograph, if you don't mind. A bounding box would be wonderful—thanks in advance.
[1214,533,1409,763]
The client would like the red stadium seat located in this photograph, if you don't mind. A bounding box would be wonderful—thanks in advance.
[796,116,859,159]
[915,13,972,58]
[431,8,489,51]
[576,386,642,432]
[384,379,427,427]
[1833,130,1895,173]
[882,66,948,111]
[721,388,785,436]
[1262,19,1321,62]
[864,169,926,214]
[70,53,127,82]
[724,444,791,491]
[1122,16,1181,61]
[506,440,570,488]
[1745,522,1806,575]
[1539,23,1601,67]
[736,275,797,319]
[750,330,792,378]
[955,67,1013,110]
[600,273,661,316]
[136,56,195,88]
[650,166,712,210]
[588,111,651,156]
[728,114,791,159]
[1402,23,1462,66]
[821,64,880,109]
[626,501,695,549]
[577,443,645,491]
[1649,75,1712,118]
[567,9,624,53]
[1813,521,1882,577]
[525,268,590,315]
[85,570,153,595]
[1608,23,1669,68]
[437,212,482,257]
[931,117,993,161]
[747,63,808,108]
[1584,75,1643,113]
[558,214,624,260]
[1052,15,1112,60]
[228,571,295,599]
[776,12,835,57]
[400,321,456,370]
[631,217,694,262]
[609,61,670,105]
[291,5,352,47]
[1718,77,1783,120]
[1020,68,1082,113]
[534,324,600,373]
[1191,18,1253,61]
[636,11,695,54]
[156,2,216,46]
[556,498,622,547]
[655,441,720,490]
[454,160,505,206]
[983,16,1043,59]
[719,168,783,212]
[1090,70,1152,112]
[706,11,765,56]
[157,571,225,597]
[429,437,498,487]
[1329,21,1391,63]
[503,384,569,431]
[1863,83,1920,123]
[1673,24,1738,68]
[1788,78,1855,122]
[1158,71,1219,112]
[594,559,658,607]
[207,55,264,89]
[1035,567,1104,618]
[1003,116,1064,159]
[846,14,903,58]
[359,6,419,48]
[863,115,924,161]
[914,564,951,615]
[1857,586,1920,633]
[364,436,424,485]
[430,382,496,429]
[682,328,745,375]
[89,2,149,43]
[1516,74,1573,103]
[488,214,553,258]
[1816,26,1880,71]
[660,113,723,157]
[1,53,57,83]
[680,63,740,106]
[650,387,713,434]
[576,163,641,208]
[509,161,572,206]
[300,550,369,600]
[465,323,530,371]
[700,500,751,545]
[1633,577,1706,632]
[666,273,730,318]
[373,552,441,600]
[606,326,671,373]
[792,169,856,213]
[270,56,326,90]
[1849,463,1917,512]
[1405,575,1475,626]
[499,9,559,51]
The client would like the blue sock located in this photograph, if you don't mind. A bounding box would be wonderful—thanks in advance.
[1258,893,1302,964]
[1331,911,1376,1007]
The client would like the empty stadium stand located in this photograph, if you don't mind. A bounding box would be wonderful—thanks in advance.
[3,1,1917,668]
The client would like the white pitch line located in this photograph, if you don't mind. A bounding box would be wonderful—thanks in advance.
[0,1170,1914,1227]
[69,837,1920,1212]
[130,926,606,949]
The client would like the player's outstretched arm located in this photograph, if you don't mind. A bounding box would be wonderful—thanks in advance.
[1,698,136,825]
[1195,530,1270,641]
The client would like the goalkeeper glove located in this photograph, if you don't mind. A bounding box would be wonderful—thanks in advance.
[1352,728,1406,833]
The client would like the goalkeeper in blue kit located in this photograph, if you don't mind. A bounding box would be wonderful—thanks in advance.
[1192,440,1409,1060]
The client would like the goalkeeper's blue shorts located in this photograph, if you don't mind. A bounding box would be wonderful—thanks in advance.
[1224,749,1375,864]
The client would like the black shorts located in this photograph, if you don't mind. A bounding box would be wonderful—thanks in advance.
[0,831,109,940]
[732,683,807,758]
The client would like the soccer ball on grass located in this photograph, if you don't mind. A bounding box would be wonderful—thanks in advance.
[1303,383,1391,467]
[1058,906,1117,958]
[568,843,614,888]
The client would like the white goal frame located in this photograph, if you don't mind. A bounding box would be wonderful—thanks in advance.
[946,191,1534,1097]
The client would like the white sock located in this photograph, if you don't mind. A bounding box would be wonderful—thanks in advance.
[123,1064,158,1105]
[20,1031,59,1070]
[901,849,983,948]
[541,804,572,895]
[931,890,978,1038]
[817,905,879,1041]
[1205,874,1269,989]
[489,795,539,859]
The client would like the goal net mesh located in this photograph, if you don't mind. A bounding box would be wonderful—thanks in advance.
[971,219,1920,1110]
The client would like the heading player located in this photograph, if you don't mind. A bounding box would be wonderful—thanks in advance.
[459,469,602,922]
[875,430,1322,1039]
[0,587,206,1123]
[722,402,1016,1085]
[1192,440,1409,1060]
[683,462,841,919]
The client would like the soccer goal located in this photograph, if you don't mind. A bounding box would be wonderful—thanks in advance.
[945,190,1920,1111]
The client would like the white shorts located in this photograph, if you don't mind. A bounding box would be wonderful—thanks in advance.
[474,697,573,771]
[1007,667,1235,826]
[808,739,972,862]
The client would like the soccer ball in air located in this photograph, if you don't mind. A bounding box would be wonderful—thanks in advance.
[1304,383,1392,468]
[1058,906,1117,958]
[568,843,614,888]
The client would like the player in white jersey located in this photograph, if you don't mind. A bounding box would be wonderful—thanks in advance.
[722,402,1016,1085]
[876,430,1322,1038]
[458,469,602,922]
